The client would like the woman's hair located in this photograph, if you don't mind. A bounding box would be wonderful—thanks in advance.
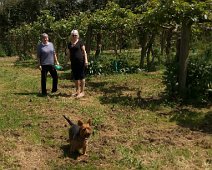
[41,33,48,38]
[71,30,79,36]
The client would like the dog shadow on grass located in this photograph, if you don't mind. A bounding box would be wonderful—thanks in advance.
[60,144,82,160]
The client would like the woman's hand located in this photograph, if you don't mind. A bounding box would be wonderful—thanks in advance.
[38,65,42,70]
[85,62,88,68]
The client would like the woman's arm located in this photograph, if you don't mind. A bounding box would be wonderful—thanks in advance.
[81,45,88,65]
[54,52,59,65]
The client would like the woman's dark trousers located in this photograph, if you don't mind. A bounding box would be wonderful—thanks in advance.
[41,65,58,95]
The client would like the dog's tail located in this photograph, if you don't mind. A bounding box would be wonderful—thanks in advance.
[63,115,74,126]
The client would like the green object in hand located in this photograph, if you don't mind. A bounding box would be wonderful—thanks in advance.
[54,65,62,70]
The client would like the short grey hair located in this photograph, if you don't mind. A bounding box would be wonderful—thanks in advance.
[41,33,48,38]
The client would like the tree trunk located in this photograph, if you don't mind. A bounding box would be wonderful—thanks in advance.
[139,34,148,69]
[85,25,92,57]
[114,33,118,55]
[95,31,102,57]
[175,37,181,62]
[178,19,192,97]
[165,27,174,63]
[146,34,155,71]
[160,29,166,56]
[150,47,156,65]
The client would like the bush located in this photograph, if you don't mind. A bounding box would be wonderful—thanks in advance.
[87,60,103,75]
[163,62,179,98]
[0,44,6,57]
[187,60,212,101]
[19,54,33,60]
[87,54,139,75]
[163,59,212,102]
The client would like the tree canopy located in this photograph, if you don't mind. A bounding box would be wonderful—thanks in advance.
[0,0,211,100]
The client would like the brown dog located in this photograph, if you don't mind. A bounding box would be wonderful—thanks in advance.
[63,115,92,155]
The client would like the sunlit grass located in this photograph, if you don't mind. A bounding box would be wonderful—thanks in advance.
[0,57,211,169]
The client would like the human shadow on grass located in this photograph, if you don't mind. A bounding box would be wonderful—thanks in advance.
[60,144,82,160]
[14,92,39,96]
[14,92,72,98]
[170,109,212,134]
[48,93,72,98]
[14,92,46,98]
[58,72,71,81]
[87,81,166,111]
[59,84,75,89]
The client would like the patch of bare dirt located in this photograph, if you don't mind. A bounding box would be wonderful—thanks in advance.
[12,144,49,170]
[0,130,54,170]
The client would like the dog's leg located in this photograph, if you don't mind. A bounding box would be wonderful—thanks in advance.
[82,146,87,155]
[70,141,75,154]
[82,141,88,156]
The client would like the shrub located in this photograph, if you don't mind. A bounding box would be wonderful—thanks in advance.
[19,54,33,60]
[0,44,6,57]
[163,59,212,102]
[187,60,212,101]
[163,62,179,98]
[87,60,103,75]
[87,54,139,75]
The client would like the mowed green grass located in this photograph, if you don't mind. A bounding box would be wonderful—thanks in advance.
[0,57,211,170]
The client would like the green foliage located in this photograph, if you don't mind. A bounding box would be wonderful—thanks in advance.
[87,53,139,75]
[108,57,139,74]
[163,58,212,102]
[163,62,179,98]
[18,54,33,61]
[0,44,6,57]
[187,59,212,101]
[1,0,211,97]
[88,60,103,75]
[90,2,136,30]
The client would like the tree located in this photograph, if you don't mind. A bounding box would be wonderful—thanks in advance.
[173,1,210,97]
[137,0,211,98]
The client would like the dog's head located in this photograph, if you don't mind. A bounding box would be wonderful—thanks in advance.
[78,119,92,139]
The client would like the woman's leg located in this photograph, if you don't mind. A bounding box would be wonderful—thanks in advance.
[76,79,85,98]
[41,66,48,95]
[75,80,80,95]
[49,66,58,92]
[80,79,85,94]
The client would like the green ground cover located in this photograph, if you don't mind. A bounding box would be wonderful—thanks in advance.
[0,57,211,170]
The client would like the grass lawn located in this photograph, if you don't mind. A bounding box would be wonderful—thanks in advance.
[0,57,211,170]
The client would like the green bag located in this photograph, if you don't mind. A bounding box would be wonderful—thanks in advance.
[54,65,62,70]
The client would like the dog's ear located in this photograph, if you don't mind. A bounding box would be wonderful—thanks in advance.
[87,119,91,125]
[78,120,83,126]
